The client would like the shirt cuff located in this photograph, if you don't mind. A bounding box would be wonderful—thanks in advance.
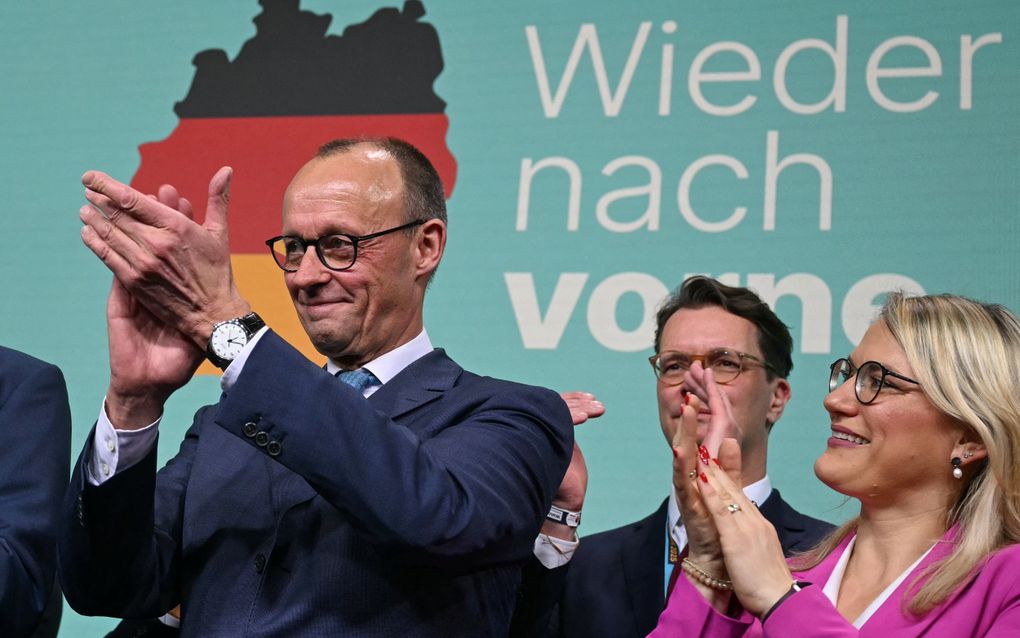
[87,400,160,486]
[220,326,269,392]
[533,532,580,569]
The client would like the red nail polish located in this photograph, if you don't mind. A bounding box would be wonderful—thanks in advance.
[699,472,708,484]
[713,458,722,468]
[698,445,710,466]
[683,392,690,405]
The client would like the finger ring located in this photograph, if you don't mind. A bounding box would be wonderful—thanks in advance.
[687,470,697,479]
[727,503,741,514]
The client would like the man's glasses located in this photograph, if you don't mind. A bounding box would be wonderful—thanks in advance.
[649,349,776,386]
[265,220,424,272]
[828,358,920,404]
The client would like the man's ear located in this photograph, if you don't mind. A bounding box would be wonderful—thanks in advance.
[765,377,792,428]
[414,219,446,280]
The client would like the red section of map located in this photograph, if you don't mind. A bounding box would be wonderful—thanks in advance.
[131,113,456,253]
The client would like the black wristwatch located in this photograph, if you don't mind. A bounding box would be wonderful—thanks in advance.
[206,312,266,370]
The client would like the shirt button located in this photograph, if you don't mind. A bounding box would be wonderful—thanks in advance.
[255,431,269,447]
[101,463,111,477]
[254,553,266,574]
[105,438,116,453]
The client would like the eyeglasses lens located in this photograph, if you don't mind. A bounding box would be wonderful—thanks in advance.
[854,361,884,404]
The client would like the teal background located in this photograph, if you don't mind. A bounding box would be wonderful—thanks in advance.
[1,1,1017,634]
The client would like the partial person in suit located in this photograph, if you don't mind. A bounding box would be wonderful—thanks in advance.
[514,276,833,637]
[0,346,71,638]
[652,292,1020,636]
[60,137,573,636]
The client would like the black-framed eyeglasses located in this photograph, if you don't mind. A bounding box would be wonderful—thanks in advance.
[649,349,777,386]
[265,220,425,272]
[828,358,920,405]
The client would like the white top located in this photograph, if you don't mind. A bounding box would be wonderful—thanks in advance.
[821,535,937,628]
[88,328,433,485]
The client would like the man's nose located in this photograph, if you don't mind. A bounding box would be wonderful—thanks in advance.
[289,248,330,286]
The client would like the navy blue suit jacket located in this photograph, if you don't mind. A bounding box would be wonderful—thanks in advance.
[60,332,572,637]
[0,347,71,638]
[514,490,833,638]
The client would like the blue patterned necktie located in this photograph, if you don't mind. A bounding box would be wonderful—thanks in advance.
[336,368,378,394]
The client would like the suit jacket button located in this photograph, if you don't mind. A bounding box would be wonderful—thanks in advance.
[254,553,266,574]
[243,422,258,438]
[266,440,282,457]
[255,431,269,447]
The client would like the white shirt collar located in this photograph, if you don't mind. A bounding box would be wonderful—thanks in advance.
[326,329,433,387]
[667,474,773,543]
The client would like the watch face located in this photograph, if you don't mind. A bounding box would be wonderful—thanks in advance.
[210,321,248,360]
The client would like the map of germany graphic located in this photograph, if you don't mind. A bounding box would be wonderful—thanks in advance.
[129,0,457,371]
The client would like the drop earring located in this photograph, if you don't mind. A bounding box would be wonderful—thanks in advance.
[951,457,963,480]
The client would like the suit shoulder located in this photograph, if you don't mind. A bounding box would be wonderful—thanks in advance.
[0,345,61,377]
[0,346,66,405]
[981,543,1020,576]
[458,368,570,414]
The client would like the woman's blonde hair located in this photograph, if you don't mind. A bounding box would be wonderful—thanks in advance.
[792,292,1020,614]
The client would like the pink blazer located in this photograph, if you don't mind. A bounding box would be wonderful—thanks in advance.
[648,530,1020,637]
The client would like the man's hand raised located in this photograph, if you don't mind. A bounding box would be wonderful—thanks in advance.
[79,167,250,348]
[81,170,249,427]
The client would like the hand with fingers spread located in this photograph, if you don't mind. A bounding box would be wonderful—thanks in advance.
[79,167,250,351]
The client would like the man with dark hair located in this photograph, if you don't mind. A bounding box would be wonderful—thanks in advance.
[515,276,832,638]
[61,137,573,636]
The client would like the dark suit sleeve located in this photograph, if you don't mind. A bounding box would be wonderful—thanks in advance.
[0,357,71,637]
[217,332,573,566]
[59,407,210,618]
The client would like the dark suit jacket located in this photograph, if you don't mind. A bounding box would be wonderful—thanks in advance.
[514,489,833,638]
[0,347,71,638]
[60,331,572,637]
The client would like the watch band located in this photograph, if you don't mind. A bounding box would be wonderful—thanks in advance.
[235,311,266,335]
[546,505,581,528]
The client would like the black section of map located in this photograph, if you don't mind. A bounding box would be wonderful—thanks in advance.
[175,0,445,117]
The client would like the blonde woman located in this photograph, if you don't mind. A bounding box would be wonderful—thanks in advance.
[651,293,1020,636]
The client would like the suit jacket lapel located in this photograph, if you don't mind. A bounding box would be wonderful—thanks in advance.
[622,499,669,632]
[368,349,460,420]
